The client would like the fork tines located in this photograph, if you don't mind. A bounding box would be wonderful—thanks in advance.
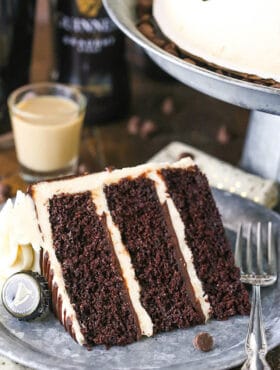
[235,222,277,284]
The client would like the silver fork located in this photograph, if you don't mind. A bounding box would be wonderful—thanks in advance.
[235,222,277,370]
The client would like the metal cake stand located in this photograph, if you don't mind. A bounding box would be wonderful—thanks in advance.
[103,0,280,182]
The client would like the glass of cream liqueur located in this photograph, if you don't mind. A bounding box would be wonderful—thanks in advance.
[8,83,86,182]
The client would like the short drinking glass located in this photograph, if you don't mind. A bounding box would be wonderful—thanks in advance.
[8,82,86,182]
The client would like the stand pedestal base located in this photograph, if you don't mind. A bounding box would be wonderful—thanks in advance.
[241,111,280,181]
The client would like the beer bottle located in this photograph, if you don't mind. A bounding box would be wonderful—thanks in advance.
[53,0,130,125]
[0,0,35,132]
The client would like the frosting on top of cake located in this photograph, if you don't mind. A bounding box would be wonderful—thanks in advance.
[153,0,280,82]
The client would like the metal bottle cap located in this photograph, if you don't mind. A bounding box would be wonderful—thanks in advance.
[1,271,50,321]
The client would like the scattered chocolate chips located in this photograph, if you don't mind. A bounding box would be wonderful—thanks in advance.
[0,182,11,204]
[127,116,158,139]
[127,115,141,135]
[177,152,195,161]
[161,97,174,115]
[193,332,214,352]
[140,120,157,138]
[216,125,231,145]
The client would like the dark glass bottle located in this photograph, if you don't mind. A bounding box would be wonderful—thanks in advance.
[0,0,35,132]
[53,0,130,125]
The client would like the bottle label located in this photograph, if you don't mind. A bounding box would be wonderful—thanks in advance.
[58,2,119,55]
[55,0,129,123]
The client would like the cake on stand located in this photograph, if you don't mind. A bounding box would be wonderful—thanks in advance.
[103,0,280,182]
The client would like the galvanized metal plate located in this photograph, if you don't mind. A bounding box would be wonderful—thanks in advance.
[103,0,280,115]
[0,189,279,370]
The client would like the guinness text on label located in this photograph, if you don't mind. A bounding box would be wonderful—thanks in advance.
[59,15,117,34]
[58,14,118,54]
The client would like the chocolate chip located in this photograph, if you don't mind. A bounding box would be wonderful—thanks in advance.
[0,183,11,204]
[216,69,224,75]
[138,22,155,39]
[137,0,153,15]
[127,115,141,135]
[183,58,196,65]
[139,14,151,22]
[216,125,231,145]
[137,8,150,19]
[161,97,174,115]
[105,166,116,172]
[248,74,262,81]
[177,152,195,161]
[137,0,152,8]
[151,36,166,48]
[140,120,157,138]
[193,332,214,352]
[77,163,89,175]
[163,43,178,57]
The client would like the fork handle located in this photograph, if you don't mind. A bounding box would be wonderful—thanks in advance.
[242,285,271,370]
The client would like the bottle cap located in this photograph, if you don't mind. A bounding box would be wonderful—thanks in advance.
[1,271,50,321]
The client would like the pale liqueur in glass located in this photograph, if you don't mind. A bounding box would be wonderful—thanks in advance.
[8,83,86,181]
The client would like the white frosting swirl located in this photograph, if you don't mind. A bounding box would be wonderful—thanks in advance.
[0,191,42,286]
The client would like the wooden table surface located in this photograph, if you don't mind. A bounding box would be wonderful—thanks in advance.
[0,2,279,369]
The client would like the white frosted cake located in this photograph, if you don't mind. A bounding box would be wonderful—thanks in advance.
[153,0,280,82]
[28,159,249,347]
[0,160,250,348]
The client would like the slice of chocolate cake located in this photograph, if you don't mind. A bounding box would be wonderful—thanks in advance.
[30,158,250,347]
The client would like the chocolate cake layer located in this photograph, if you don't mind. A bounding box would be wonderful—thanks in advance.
[49,191,140,346]
[105,176,204,333]
[161,167,250,320]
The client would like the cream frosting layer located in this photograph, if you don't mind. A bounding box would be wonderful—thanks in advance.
[92,187,154,337]
[31,158,210,345]
[148,171,210,321]
[153,0,280,82]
